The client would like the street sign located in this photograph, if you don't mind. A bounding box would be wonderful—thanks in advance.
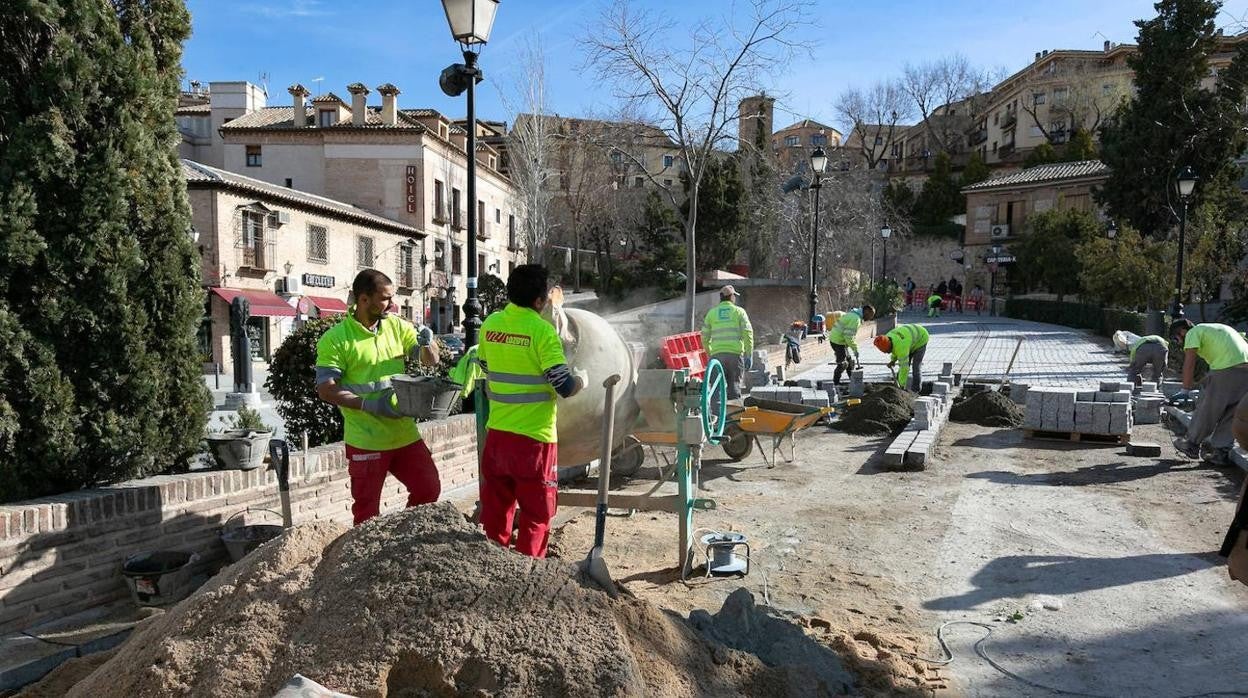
[985,254,1015,264]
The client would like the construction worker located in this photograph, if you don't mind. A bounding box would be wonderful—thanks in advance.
[1170,319,1248,462]
[926,293,943,318]
[477,265,586,558]
[701,285,754,399]
[874,323,930,392]
[828,304,877,386]
[315,269,441,525]
[1126,335,1168,385]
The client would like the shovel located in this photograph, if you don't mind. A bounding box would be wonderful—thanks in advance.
[268,439,293,528]
[582,373,622,598]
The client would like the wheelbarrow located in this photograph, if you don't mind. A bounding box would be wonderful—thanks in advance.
[719,397,835,468]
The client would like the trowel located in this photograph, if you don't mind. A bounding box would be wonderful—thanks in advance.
[582,374,622,598]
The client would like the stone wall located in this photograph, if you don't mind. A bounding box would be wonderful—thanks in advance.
[884,235,988,294]
[0,415,477,635]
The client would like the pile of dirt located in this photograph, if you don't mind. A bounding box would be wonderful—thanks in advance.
[949,390,1024,428]
[52,504,839,697]
[832,384,914,436]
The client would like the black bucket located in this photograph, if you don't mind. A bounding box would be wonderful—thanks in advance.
[122,550,198,607]
[391,375,462,420]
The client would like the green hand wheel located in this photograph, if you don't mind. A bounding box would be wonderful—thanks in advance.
[701,358,728,445]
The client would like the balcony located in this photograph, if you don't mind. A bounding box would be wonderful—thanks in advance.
[451,210,466,231]
[1000,112,1017,130]
[237,240,276,274]
[508,233,521,252]
[476,221,490,241]
[969,129,988,146]
[432,204,449,225]
[999,142,1016,158]
[396,270,417,291]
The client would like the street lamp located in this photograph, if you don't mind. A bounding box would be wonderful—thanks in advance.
[880,224,892,282]
[1172,166,1197,318]
[1107,219,1118,240]
[808,146,828,324]
[989,243,1003,317]
[439,0,500,348]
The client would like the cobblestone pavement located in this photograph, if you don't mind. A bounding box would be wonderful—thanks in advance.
[798,310,1130,388]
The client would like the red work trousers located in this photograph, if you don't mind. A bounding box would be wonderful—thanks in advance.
[479,429,559,558]
[345,440,441,525]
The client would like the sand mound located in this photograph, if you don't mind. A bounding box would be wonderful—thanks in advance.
[60,504,828,697]
[832,384,914,436]
[950,390,1024,428]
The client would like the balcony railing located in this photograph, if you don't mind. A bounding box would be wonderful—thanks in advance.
[508,233,521,251]
[1000,112,1017,130]
[451,210,466,231]
[396,269,417,290]
[238,240,276,272]
[969,129,988,146]
[432,204,449,225]
[476,221,490,241]
[999,142,1016,158]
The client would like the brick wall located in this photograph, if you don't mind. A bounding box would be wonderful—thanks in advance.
[0,414,478,635]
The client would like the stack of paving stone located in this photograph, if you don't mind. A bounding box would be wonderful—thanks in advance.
[749,384,830,408]
[1024,382,1132,437]
[848,369,865,397]
[1132,381,1167,425]
[882,366,958,469]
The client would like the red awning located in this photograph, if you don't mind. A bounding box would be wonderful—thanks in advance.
[210,287,297,318]
[306,295,348,315]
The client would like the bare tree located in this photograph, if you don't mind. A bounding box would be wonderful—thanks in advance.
[901,54,994,154]
[583,0,813,331]
[500,38,554,263]
[836,80,912,170]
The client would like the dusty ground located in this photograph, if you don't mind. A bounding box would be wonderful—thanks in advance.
[551,419,1248,697]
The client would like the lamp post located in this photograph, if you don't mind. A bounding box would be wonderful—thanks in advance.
[1172,166,1197,319]
[880,224,892,282]
[989,243,1002,316]
[808,146,828,324]
[1107,219,1118,240]
[439,0,499,348]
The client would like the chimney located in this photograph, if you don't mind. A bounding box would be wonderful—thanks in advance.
[190,80,202,96]
[377,83,400,126]
[1103,40,1111,52]
[1035,51,1041,61]
[347,82,369,127]
[288,84,310,127]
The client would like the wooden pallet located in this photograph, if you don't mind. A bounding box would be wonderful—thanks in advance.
[1023,429,1129,445]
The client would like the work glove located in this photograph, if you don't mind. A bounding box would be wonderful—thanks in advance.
[744,355,753,371]
[571,367,589,391]
[361,389,404,419]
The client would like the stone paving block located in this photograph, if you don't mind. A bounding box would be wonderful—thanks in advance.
[793,379,814,388]
[1161,380,1184,397]
[1077,391,1097,402]
[1100,381,1122,392]
[1074,403,1094,431]
[1010,383,1029,405]
[1127,441,1162,457]
[1092,403,1112,434]
[932,382,950,396]
[941,362,954,376]
[1110,391,1131,403]
[1137,381,1158,394]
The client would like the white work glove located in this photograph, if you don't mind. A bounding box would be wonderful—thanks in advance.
[361,389,404,419]
[571,368,588,391]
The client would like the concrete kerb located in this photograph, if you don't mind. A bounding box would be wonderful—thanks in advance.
[881,379,959,469]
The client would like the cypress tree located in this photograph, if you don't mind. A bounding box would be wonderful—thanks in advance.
[0,0,208,501]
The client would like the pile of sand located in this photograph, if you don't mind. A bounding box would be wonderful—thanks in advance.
[949,390,1024,428]
[53,504,835,697]
[832,385,914,436]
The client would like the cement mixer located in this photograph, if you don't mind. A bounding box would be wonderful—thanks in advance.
[549,307,643,468]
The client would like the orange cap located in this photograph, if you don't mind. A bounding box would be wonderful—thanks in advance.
[873,335,892,353]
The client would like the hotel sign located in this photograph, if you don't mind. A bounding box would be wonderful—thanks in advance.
[406,165,418,214]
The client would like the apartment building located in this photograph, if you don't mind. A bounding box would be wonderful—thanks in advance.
[179,81,525,333]
[771,119,843,173]
[184,159,426,369]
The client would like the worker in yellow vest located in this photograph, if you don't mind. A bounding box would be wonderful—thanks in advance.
[828,304,876,386]
[700,285,754,399]
[315,269,441,525]
[1126,335,1168,385]
[477,265,586,558]
[1170,319,1248,462]
[873,324,930,392]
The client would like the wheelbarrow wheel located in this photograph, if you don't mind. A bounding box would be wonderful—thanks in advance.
[611,436,645,479]
[721,425,753,462]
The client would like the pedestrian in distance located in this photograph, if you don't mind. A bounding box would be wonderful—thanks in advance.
[874,324,930,392]
[1170,319,1248,464]
[700,285,754,400]
[477,265,587,558]
[315,269,442,525]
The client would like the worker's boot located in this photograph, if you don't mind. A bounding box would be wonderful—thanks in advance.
[1173,438,1201,460]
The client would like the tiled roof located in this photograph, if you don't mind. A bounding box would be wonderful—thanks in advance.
[175,103,211,116]
[776,119,840,134]
[310,92,347,104]
[182,160,420,235]
[220,106,429,131]
[962,160,1110,192]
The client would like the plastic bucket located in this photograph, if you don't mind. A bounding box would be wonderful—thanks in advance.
[391,375,462,420]
[122,551,199,607]
[220,509,285,562]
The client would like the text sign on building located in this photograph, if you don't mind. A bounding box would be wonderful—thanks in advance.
[302,273,335,288]
[406,165,418,214]
[985,254,1016,264]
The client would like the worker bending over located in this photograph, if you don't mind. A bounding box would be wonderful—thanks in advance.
[926,293,943,318]
[1126,335,1168,386]
[315,269,442,525]
[477,265,586,558]
[701,285,754,399]
[874,323,930,392]
[828,304,876,386]
[1171,319,1248,462]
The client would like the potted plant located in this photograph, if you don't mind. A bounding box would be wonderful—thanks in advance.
[864,280,904,334]
[206,407,272,470]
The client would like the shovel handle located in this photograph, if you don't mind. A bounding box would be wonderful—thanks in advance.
[594,374,622,549]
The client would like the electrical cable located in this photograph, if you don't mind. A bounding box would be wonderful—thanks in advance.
[907,620,1248,698]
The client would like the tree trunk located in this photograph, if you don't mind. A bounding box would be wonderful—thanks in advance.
[684,182,700,332]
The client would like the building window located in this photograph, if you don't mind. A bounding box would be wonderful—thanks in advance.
[508,260,515,275]
[663,178,673,187]
[433,180,446,222]
[478,253,486,275]
[811,133,828,146]
[508,215,517,249]
[478,200,486,230]
[356,235,375,269]
[1053,87,1069,103]
[435,240,447,271]
[1033,92,1046,105]
[318,109,336,127]
[284,178,293,188]
[495,208,501,224]
[245,145,262,167]
[306,224,328,264]
[1103,83,1114,95]
[452,188,463,228]
[663,155,674,168]
[401,305,413,321]
[241,211,267,268]
[873,136,883,145]
[397,243,415,288]
[1030,126,1044,138]
[633,176,644,188]
[610,151,623,165]
[451,244,462,274]
[784,135,799,147]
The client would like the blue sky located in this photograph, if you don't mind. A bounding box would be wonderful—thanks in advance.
[183,0,1248,132]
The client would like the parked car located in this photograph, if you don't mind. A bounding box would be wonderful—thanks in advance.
[438,334,465,362]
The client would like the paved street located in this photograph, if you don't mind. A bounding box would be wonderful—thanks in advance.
[799,310,1131,388]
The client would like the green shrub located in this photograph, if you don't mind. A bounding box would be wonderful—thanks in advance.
[862,279,905,315]
[223,407,271,433]
[1003,298,1147,337]
[478,273,507,315]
